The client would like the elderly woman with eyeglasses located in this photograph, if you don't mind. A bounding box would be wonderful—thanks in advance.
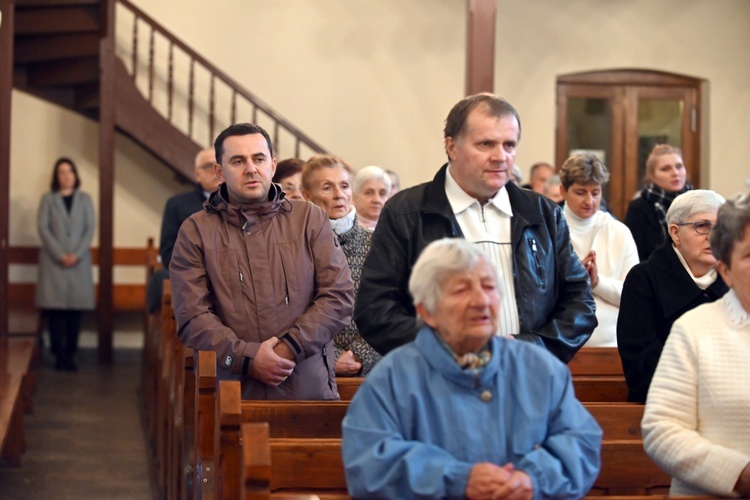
[342,238,602,500]
[642,193,750,497]
[617,189,728,403]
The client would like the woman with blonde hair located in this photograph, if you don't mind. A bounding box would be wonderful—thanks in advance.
[625,144,693,261]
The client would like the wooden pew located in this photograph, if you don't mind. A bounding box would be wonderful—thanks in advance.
[569,347,624,376]
[241,423,338,500]
[1,337,37,414]
[0,373,25,467]
[240,401,348,439]
[238,424,673,499]
[220,388,649,499]
[590,440,671,496]
[569,347,629,402]
[336,375,629,403]
[194,349,218,500]
[334,378,360,402]
[219,382,348,500]
[585,403,643,440]
[0,336,38,467]
[573,376,629,402]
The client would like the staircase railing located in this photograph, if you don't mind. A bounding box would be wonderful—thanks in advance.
[114,0,327,159]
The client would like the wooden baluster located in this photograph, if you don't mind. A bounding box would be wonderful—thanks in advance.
[209,75,215,148]
[167,43,173,122]
[188,59,194,138]
[148,27,155,103]
[131,13,138,81]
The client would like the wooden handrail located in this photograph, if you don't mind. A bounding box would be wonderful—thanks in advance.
[116,0,327,158]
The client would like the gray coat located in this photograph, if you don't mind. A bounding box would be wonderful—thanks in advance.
[35,190,96,310]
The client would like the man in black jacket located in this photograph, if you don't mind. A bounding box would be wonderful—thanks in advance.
[354,93,596,363]
[146,148,220,312]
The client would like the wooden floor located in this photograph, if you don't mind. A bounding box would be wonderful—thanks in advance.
[0,346,155,499]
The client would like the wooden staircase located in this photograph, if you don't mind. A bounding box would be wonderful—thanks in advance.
[11,0,329,179]
[2,0,327,360]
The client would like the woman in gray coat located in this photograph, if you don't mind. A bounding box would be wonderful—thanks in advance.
[35,158,95,371]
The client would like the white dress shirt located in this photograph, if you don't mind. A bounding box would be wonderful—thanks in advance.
[445,165,520,336]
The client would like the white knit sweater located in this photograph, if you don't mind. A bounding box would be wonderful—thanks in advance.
[642,289,750,496]
[563,207,639,346]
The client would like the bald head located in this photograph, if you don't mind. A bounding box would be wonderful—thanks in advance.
[194,148,220,192]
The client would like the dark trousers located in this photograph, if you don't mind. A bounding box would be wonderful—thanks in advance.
[46,309,83,360]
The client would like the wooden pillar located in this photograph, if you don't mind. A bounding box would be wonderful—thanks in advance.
[97,0,115,364]
[0,0,15,339]
[466,0,496,95]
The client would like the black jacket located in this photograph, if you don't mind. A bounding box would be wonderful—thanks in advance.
[624,195,667,262]
[616,240,728,402]
[354,165,596,363]
[160,186,207,268]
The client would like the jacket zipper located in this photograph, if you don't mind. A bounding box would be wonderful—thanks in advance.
[527,237,545,288]
[279,258,290,305]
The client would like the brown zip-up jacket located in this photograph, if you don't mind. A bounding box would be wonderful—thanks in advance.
[170,183,354,399]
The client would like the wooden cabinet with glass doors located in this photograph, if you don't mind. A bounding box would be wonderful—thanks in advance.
[555,69,707,220]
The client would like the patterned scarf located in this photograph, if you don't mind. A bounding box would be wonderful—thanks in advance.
[433,330,492,370]
[641,181,694,239]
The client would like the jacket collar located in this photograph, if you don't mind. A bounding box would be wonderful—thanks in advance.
[648,240,729,318]
[206,183,287,229]
[414,325,499,389]
[423,164,543,229]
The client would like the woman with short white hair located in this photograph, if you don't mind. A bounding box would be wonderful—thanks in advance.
[352,165,391,230]
[617,189,728,402]
[342,238,602,499]
[642,192,750,497]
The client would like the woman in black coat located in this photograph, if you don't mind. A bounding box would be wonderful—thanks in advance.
[625,144,693,262]
[617,189,728,403]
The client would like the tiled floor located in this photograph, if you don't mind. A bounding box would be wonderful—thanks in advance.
[0,347,156,499]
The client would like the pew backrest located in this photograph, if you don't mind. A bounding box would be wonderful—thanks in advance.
[568,347,624,376]
[240,401,348,439]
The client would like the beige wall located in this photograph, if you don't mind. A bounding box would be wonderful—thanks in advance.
[10,0,750,256]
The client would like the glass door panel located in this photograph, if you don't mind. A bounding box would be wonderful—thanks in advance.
[636,98,684,190]
[566,97,613,203]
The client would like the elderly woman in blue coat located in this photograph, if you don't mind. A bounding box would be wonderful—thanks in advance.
[35,158,95,371]
[342,238,602,500]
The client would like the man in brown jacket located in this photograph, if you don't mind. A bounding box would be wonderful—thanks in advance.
[170,123,354,399]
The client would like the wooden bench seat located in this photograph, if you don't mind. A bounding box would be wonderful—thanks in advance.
[1,337,37,414]
[0,373,25,467]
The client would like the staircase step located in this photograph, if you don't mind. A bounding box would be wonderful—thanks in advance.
[74,82,100,110]
[26,57,99,87]
[14,33,100,63]
[14,5,101,35]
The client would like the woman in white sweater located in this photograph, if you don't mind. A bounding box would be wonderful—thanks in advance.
[642,192,750,497]
[559,153,639,346]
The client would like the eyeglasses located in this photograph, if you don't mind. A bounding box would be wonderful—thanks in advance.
[674,220,713,235]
